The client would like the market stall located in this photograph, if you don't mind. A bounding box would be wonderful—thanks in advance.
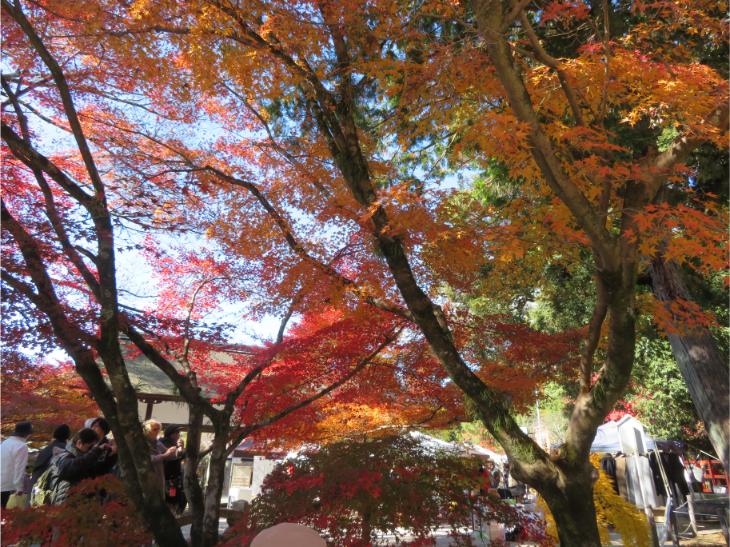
[591,416,658,508]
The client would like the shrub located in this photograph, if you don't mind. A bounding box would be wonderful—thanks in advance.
[222,435,545,546]
[1,476,151,546]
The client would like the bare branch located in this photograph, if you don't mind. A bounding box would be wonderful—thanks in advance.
[519,12,585,126]
[3,0,107,199]
[502,0,533,31]
[181,276,227,367]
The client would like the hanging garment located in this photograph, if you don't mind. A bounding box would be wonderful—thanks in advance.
[615,455,630,500]
[664,452,690,499]
[649,451,690,501]
[601,453,619,494]
[649,452,666,497]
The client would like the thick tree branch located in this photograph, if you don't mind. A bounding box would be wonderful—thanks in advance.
[564,271,637,460]
[3,0,107,200]
[580,279,608,393]
[645,102,729,200]
[1,200,95,355]
[471,0,617,270]
[122,323,225,421]
[207,0,373,195]
[2,122,96,207]
[519,12,585,126]
[2,270,45,309]
[2,82,101,300]
[502,0,533,31]
[258,8,556,481]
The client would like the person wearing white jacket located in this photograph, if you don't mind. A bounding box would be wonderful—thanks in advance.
[1,421,32,508]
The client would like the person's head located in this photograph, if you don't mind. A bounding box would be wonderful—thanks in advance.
[13,421,32,438]
[73,428,99,453]
[164,425,181,443]
[52,424,71,442]
[143,419,161,441]
[91,417,110,439]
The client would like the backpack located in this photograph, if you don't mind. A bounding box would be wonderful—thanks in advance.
[30,449,68,507]
[30,465,55,506]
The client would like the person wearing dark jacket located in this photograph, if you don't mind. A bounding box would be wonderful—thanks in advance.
[31,425,71,487]
[49,428,116,505]
[160,425,187,515]
[89,417,118,475]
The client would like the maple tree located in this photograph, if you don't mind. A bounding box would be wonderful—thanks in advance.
[222,435,549,546]
[133,242,462,545]
[0,5,458,547]
[0,354,98,439]
[539,454,652,546]
[2,0,727,545]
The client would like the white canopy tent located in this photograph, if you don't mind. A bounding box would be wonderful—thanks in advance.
[591,416,658,509]
[591,415,657,454]
[408,431,503,461]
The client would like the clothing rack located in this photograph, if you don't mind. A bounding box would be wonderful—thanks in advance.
[652,448,698,544]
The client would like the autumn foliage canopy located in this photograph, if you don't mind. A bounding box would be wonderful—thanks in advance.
[1,0,727,544]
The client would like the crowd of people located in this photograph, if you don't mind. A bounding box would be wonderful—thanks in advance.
[0,418,187,514]
[476,458,528,503]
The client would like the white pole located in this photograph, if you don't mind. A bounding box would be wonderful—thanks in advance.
[633,451,660,547]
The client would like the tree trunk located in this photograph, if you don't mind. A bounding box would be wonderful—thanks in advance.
[540,470,602,547]
[361,512,372,545]
[201,435,230,547]
[84,377,187,546]
[140,493,191,546]
[650,258,730,471]
[186,406,206,547]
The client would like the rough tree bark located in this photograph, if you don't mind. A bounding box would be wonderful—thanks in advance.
[538,463,601,546]
[185,406,207,547]
[651,258,730,471]
[1,132,188,547]
[200,428,230,547]
[1,3,188,543]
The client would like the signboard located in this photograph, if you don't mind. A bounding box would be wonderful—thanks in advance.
[231,462,253,488]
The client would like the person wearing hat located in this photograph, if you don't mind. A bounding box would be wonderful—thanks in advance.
[160,425,187,515]
[1,421,32,507]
